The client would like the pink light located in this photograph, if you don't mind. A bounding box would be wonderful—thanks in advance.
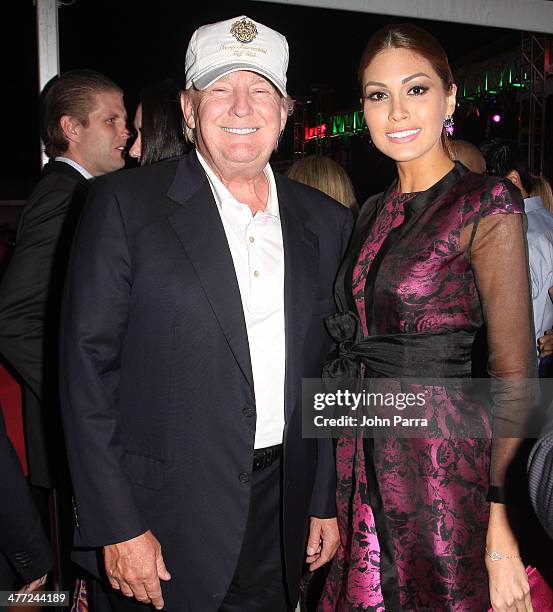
[492,114,502,123]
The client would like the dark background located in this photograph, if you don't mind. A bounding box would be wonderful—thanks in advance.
[4,0,522,202]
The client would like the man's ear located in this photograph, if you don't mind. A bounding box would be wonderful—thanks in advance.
[60,115,82,144]
[279,99,288,134]
[181,91,196,130]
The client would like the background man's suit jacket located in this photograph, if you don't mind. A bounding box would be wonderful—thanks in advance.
[528,406,553,541]
[0,160,88,488]
[60,151,353,611]
[0,408,52,588]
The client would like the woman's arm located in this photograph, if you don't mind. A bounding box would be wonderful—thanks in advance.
[465,209,536,611]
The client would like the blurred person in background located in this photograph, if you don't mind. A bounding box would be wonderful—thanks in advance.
[0,224,16,280]
[530,175,553,375]
[531,175,553,214]
[484,139,553,377]
[286,155,358,214]
[0,69,129,593]
[128,78,189,165]
[451,139,486,174]
[0,408,52,595]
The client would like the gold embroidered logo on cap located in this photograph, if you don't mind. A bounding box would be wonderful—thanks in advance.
[230,18,258,44]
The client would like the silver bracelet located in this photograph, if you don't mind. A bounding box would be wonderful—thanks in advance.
[485,547,522,561]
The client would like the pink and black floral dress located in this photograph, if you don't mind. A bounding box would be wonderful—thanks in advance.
[319,163,536,611]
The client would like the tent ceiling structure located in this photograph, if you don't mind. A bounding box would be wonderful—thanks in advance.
[254,0,553,34]
[38,0,553,98]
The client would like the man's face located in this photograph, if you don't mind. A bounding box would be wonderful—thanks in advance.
[74,91,129,176]
[182,71,288,179]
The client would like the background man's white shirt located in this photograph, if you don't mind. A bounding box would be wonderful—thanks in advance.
[525,196,553,341]
[54,156,93,180]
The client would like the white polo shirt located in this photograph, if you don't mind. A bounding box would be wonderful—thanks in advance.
[197,151,285,449]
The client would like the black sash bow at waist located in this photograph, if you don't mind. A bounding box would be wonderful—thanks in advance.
[323,311,475,379]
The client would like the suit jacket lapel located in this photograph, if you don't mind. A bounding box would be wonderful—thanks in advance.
[276,175,318,421]
[167,153,254,392]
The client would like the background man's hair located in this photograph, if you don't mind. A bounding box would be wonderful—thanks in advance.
[481,138,533,194]
[41,69,122,158]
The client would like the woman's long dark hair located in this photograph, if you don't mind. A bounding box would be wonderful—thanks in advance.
[139,78,188,165]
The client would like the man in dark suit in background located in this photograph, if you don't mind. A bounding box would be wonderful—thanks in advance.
[528,408,553,538]
[0,69,129,588]
[60,16,351,612]
[0,408,52,593]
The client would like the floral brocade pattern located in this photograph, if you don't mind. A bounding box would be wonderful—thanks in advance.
[351,193,412,333]
[318,167,523,611]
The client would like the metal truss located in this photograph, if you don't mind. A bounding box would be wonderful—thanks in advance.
[519,32,550,175]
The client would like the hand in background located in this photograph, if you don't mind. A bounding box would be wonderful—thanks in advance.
[538,328,553,358]
[18,573,47,593]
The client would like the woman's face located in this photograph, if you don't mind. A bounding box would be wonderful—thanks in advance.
[361,47,456,166]
[128,103,142,161]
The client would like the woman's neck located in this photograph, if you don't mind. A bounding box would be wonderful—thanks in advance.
[396,151,455,194]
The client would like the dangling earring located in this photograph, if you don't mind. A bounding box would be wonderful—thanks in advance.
[443,115,454,136]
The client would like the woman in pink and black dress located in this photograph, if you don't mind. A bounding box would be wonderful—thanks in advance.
[319,24,536,612]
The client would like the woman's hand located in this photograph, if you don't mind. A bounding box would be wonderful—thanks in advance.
[486,555,532,611]
[486,502,532,611]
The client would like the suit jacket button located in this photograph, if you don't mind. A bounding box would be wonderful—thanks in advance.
[242,407,255,418]
[239,472,250,483]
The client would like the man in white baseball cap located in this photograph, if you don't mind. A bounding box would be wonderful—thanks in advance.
[185,15,289,96]
[61,15,350,612]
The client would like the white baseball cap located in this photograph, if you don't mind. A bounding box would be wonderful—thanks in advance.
[185,15,289,96]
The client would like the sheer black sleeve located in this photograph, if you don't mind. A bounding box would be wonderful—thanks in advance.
[463,188,538,503]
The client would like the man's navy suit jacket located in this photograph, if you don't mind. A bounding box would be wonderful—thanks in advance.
[60,151,353,611]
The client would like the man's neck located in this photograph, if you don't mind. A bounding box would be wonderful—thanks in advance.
[221,174,269,215]
[196,150,271,215]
